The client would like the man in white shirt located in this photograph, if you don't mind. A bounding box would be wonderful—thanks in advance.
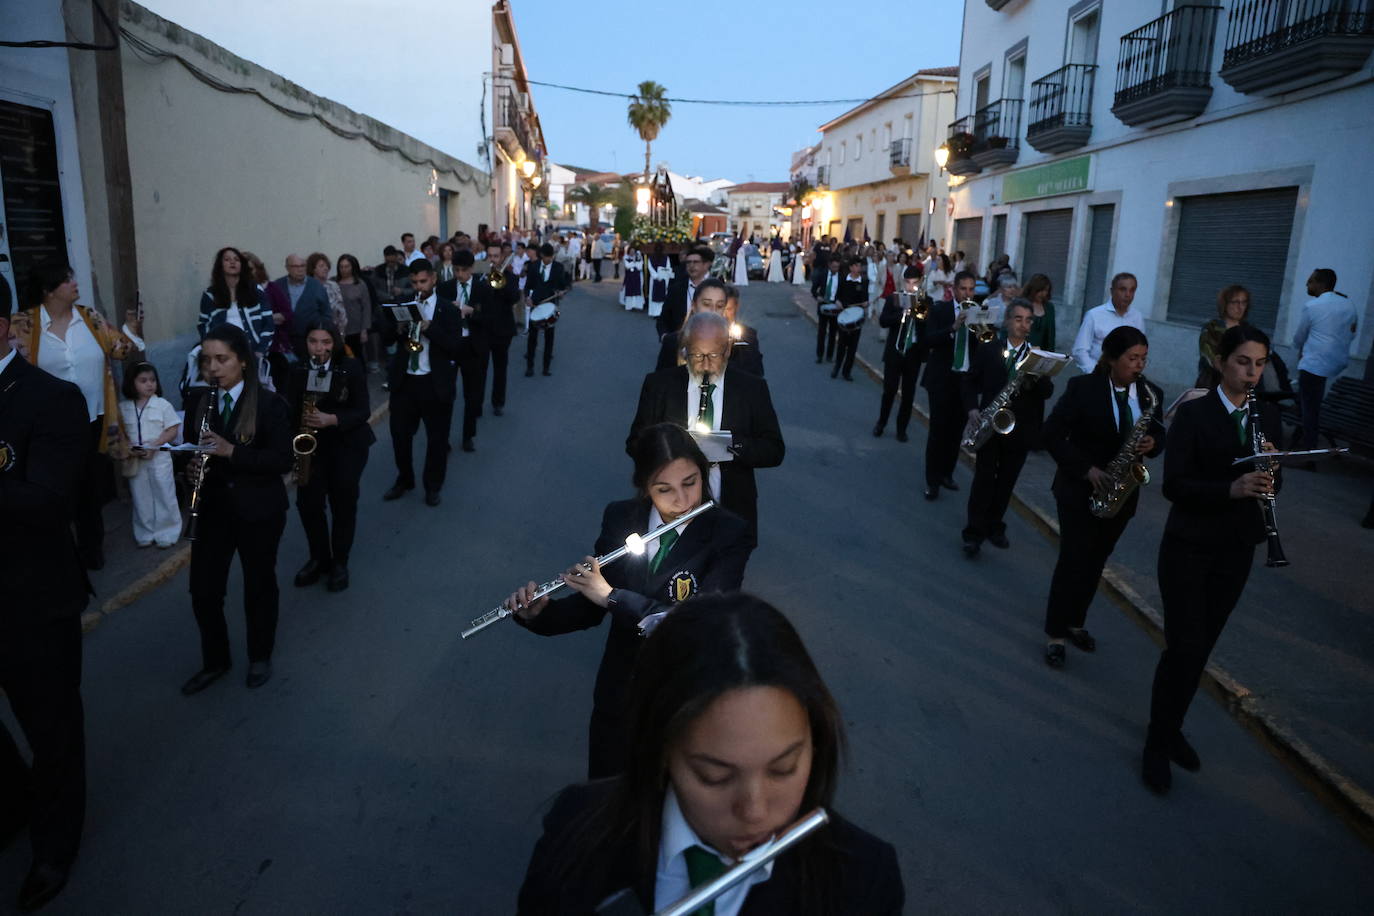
[1293,267,1359,451]
[1071,272,1146,373]
[400,232,422,267]
[590,234,606,283]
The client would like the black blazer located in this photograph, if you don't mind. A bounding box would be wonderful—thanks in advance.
[370,262,412,305]
[434,276,496,350]
[517,779,905,916]
[188,385,293,522]
[1043,371,1166,517]
[625,367,785,523]
[1161,391,1282,546]
[837,274,869,307]
[473,268,522,338]
[878,294,925,368]
[381,296,464,401]
[919,299,981,393]
[656,274,693,340]
[961,339,1054,444]
[811,269,843,303]
[526,259,571,307]
[655,325,765,378]
[0,355,92,624]
[284,356,376,452]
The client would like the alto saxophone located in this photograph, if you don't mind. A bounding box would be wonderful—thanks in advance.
[292,392,321,486]
[183,404,214,541]
[962,347,1035,452]
[1090,380,1157,519]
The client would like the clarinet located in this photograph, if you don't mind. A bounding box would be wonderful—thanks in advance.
[183,406,214,541]
[1246,388,1289,568]
[695,371,713,430]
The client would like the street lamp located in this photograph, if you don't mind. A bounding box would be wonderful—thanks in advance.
[531,174,542,188]
[934,144,949,176]
[520,159,536,178]
[635,184,651,215]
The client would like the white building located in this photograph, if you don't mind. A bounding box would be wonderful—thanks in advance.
[809,68,958,248]
[490,0,549,232]
[947,0,1373,388]
[726,183,791,240]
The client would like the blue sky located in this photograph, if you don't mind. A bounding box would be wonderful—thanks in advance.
[138,0,964,182]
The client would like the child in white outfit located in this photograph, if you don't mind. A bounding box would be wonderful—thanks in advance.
[118,362,182,547]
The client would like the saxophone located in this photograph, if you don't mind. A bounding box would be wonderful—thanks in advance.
[962,344,1036,452]
[183,405,214,541]
[1090,380,1157,519]
[292,391,321,485]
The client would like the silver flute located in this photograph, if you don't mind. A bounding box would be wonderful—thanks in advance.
[654,808,830,916]
[461,501,716,640]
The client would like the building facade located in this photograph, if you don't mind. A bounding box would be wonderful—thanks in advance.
[947,0,1373,388]
[726,183,790,239]
[491,0,548,232]
[811,68,958,249]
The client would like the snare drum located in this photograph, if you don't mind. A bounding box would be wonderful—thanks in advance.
[529,302,559,327]
[837,306,866,331]
[819,302,842,315]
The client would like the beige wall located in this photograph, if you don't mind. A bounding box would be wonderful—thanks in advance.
[102,2,488,349]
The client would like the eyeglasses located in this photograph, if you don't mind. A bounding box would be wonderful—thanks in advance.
[687,352,726,365]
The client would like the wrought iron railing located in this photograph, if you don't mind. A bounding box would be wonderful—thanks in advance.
[889,137,912,168]
[497,90,534,156]
[972,99,1022,151]
[1115,6,1221,106]
[815,165,830,186]
[1028,64,1097,134]
[1224,0,1373,68]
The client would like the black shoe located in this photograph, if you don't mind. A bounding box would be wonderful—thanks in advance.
[1362,510,1374,530]
[425,491,441,507]
[1169,733,1201,772]
[815,356,823,364]
[180,667,229,696]
[1067,628,1097,653]
[326,565,350,593]
[830,369,839,379]
[962,538,981,558]
[524,366,534,377]
[1045,643,1066,669]
[872,424,884,438]
[940,476,959,491]
[896,430,909,443]
[18,862,69,913]
[462,438,475,452]
[988,533,1010,550]
[293,559,327,587]
[246,661,272,689]
[1142,745,1172,794]
[383,481,413,501]
[493,406,503,416]
[843,374,854,381]
[923,486,938,501]
[543,368,552,376]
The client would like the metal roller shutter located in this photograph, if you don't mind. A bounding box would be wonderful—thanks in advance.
[954,217,983,274]
[1167,187,1298,333]
[898,212,922,248]
[991,214,1007,264]
[1021,209,1073,298]
[1082,204,1115,310]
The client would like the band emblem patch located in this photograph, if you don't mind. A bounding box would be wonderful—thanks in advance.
[669,571,699,603]
[0,440,15,472]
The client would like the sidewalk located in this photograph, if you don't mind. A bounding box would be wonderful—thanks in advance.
[779,284,1374,835]
[79,370,391,633]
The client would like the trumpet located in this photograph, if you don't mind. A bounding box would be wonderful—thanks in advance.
[486,254,513,289]
[400,301,424,354]
[461,501,716,640]
[959,298,1001,343]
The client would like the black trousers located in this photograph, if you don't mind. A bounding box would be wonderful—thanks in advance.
[1298,369,1326,449]
[0,616,85,869]
[1044,492,1133,637]
[832,329,861,377]
[963,434,1028,541]
[815,307,838,359]
[924,376,965,487]
[267,352,292,393]
[488,334,514,408]
[189,504,286,668]
[877,355,922,432]
[592,258,603,281]
[526,324,556,369]
[75,419,108,560]
[456,340,488,441]
[1149,536,1255,742]
[390,373,453,492]
[344,332,363,361]
[297,442,369,568]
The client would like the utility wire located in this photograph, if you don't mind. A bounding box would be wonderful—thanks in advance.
[0,0,118,50]
[524,78,956,107]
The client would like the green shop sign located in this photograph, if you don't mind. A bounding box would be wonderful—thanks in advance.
[1002,156,1091,203]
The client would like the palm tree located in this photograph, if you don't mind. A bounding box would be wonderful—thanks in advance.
[565,183,615,229]
[626,80,672,178]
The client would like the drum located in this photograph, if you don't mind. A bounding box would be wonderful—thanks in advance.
[529,302,559,326]
[837,306,866,331]
[819,302,842,315]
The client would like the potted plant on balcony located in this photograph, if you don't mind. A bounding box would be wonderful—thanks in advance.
[948,131,975,159]
[987,135,1010,149]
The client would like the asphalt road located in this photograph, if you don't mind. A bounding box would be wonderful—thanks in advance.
[3,278,1371,915]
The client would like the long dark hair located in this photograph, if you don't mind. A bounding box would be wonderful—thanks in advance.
[121,361,163,400]
[629,423,713,502]
[1096,325,1149,371]
[25,258,74,306]
[302,318,344,365]
[334,253,364,284]
[551,594,846,913]
[200,324,261,442]
[210,247,259,313]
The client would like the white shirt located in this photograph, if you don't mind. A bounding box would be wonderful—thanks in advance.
[1293,289,1359,377]
[402,248,423,266]
[406,294,437,376]
[119,395,179,449]
[0,348,16,379]
[687,371,725,501]
[653,787,774,916]
[36,306,107,421]
[510,253,530,289]
[591,238,606,258]
[1109,379,1142,430]
[1072,302,1147,374]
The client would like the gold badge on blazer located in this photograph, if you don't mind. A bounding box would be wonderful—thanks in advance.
[668,571,699,603]
[0,440,14,472]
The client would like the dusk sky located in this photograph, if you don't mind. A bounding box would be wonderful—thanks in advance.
[138,0,964,181]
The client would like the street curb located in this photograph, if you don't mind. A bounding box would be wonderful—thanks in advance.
[78,397,392,637]
[788,292,1374,841]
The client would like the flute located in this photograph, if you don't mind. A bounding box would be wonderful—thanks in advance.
[461,501,717,640]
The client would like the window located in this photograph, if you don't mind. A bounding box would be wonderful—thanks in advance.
[974,67,991,112]
[1005,52,1027,101]
[855,135,862,160]
[1068,3,1101,65]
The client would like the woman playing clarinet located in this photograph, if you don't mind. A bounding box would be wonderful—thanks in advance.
[1041,326,1165,669]
[517,594,904,916]
[1142,324,1281,793]
[505,423,751,779]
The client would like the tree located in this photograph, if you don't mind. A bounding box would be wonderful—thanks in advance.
[626,80,672,179]
[565,183,615,229]
[611,183,637,238]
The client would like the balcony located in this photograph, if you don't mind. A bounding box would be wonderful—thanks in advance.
[814,165,830,188]
[945,116,981,176]
[1113,5,1221,127]
[495,90,534,158]
[971,99,1022,169]
[1221,0,1374,95]
[1026,64,1096,153]
[889,138,912,174]
[986,0,1015,9]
